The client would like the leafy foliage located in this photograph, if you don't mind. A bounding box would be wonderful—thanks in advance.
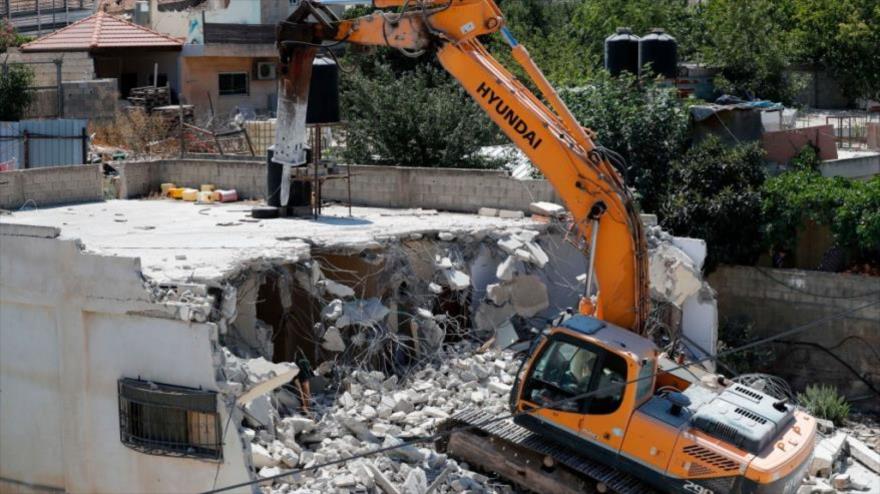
[698,0,803,103]
[659,136,767,270]
[791,0,880,101]
[799,384,851,425]
[562,72,689,213]
[1,20,33,53]
[762,152,880,260]
[338,58,503,168]
[0,64,34,121]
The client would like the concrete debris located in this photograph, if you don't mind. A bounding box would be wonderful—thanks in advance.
[508,274,550,317]
[846,436,879,473]
[495,255,518,281]
[649,242,702,307]
[321,326,346,352]
[337,298,390,328]
[252,345,521,493]
[529,201,566,218]
[442,268,471,291]
[322,279,356,299]
[498,209,525,219]
[477,207,498,217]
[811,432,848,477]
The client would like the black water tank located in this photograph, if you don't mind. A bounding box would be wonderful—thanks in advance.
[604,27,640,77]
[306,57,340,124]
[639,28,678,79]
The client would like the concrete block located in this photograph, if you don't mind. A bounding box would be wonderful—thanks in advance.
[847,436,879,473]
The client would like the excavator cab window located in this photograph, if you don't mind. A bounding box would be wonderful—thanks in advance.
[523,335,627,414]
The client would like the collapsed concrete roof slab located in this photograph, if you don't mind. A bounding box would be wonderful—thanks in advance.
[1,200,538,283]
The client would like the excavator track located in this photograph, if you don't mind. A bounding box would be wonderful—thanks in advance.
[437,409,657,494]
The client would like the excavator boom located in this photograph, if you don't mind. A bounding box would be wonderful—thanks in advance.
[275,0,649,333]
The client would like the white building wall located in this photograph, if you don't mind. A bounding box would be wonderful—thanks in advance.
[0,224,253,494]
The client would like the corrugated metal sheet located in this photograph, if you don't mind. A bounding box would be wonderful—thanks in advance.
[0,119,87,169]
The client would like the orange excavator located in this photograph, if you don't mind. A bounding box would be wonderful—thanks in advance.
[274,1,817,492]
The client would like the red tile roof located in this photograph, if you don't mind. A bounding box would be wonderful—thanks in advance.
[20,11,184,52]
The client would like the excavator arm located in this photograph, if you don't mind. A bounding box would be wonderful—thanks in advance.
[275,0,650,333]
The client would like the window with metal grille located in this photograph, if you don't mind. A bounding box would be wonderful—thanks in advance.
[218,72,248,96]
[118,378,222,460]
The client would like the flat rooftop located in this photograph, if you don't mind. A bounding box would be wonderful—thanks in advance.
[1,200,536,283]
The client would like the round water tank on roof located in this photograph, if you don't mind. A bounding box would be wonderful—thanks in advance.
[306,57,340,124]
[604,27,640,77]
[638,28,678,79]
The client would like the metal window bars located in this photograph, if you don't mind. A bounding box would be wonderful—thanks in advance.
[118,378,222,461]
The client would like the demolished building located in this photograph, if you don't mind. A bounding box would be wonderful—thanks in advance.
[0,198,716,493]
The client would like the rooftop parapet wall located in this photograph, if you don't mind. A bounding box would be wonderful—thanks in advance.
[119,158,563,213]
[0,164,102,210]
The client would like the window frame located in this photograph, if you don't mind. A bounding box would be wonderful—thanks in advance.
[118,378,222,461]
[523,333,629,415]
[218,71,249,96]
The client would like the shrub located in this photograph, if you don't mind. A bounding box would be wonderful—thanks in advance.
[0,64,34,121]
[1,20,33,53]
[338,59,503,168]
[562,72,689,213]
[660,136,767,271]
[91,110,174,156]
[798,384,851,425]
[762,154,880,264]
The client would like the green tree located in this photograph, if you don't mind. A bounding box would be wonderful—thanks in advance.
[660,136,767,271]
[792,0,880,102]
[699,0,802,103]
[338,59,502,168]
[569,0,702,70]
[762,152,880,264]
[0,64,34,121]
[562,72,689,213]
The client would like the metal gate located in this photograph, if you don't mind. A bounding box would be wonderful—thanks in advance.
[0,118,88,170]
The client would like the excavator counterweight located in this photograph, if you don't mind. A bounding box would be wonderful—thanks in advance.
[274,2,817,492]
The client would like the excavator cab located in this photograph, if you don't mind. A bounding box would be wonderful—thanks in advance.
[509,315,817,494]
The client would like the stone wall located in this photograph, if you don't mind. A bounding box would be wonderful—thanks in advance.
[322,164,562,213]
[120,158,563,213]
[709,266,880,411]
[0,164,103,210]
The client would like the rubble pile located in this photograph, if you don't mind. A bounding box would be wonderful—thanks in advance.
[800,416,880,494]
[245,344,520,494]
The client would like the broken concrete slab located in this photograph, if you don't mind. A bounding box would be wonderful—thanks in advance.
[508,274,550,317]
[811,432,848,477]
[236,358,299,406]
[847,436,880,473]
[337,298,390,328]
[442,269,471,291]
[495,255,518,281]
[321,326,346,352]
[529,201,565,218]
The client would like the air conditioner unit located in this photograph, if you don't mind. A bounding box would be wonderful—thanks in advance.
[255,61,277,80]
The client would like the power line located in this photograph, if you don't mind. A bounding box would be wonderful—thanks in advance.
[202,299,878,494]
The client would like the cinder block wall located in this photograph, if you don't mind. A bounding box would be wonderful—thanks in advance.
[62,79,118,120]
[0,164,103,210]
[322,165,563,213]
[120,159,563,212]
[709,266,880,410]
